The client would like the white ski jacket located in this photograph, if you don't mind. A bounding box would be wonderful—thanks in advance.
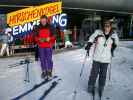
[88,29,119,63]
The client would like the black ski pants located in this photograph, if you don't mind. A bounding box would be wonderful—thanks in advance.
[88,60,109,91]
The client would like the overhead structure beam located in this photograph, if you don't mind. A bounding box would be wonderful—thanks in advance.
[63,7,133,15]
[0,4,33,8]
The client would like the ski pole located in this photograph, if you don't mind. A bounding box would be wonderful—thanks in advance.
[72,52,88,100]
[108,57,112,81]
[109,63,111,81]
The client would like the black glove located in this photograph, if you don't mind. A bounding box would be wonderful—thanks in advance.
[85,42,92,56]
[85,42,92,50]
[87,50,90,56]
[111,38,117,57]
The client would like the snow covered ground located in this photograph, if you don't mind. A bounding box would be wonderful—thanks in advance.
[0,41,133,100]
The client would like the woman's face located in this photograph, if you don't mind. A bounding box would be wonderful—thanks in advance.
[40,18,47,26]
[104,24,112,35]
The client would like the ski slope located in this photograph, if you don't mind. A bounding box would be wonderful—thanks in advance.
[0,41,133,100]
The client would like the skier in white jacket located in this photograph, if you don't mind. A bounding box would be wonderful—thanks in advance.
[0,27,12,56]
[85,19,119,99]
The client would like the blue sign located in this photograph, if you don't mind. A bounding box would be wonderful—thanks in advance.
[11,13,67,37]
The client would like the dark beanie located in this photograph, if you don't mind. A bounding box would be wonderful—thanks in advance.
[40,15,48,19]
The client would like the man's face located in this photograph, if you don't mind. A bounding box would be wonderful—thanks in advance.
[40,18,47,26]
[104,24,112,35]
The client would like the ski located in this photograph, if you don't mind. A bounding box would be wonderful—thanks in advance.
[38,78,61,100]
[33,75,58,88]
[11,76,58,100]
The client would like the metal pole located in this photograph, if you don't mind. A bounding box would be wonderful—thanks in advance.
[24,62,30,82]
[109,57,112,81]
[72,52,88,100]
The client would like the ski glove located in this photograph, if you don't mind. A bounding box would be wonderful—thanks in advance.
[85,42,92,50]
[111,38,117,57]
[85,42,93,56]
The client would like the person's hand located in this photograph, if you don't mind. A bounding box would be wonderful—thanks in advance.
[85,42,93,57]
[39,38,46,42]
[85,42,92,50]
[46,37,50,42]
[87,50,90,56]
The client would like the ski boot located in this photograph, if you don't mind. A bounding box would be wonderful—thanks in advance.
[47,70,53,79]
[41,71,47,79]
[88,85,94,93]
[98,87,104,100]
[92,87,95,100]
[88,85,95,100]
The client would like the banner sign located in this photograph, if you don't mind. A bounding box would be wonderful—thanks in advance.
[7,2,62,27]
[11,14,67,36]
[6,2,68,37]
[52,13,67,29]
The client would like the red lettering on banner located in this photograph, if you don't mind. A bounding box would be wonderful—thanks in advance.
[27,11,33,20]
[7,2,62,26]
[16,13,21,23]
[8,16,15,25]
[21,11,27,21]
[33,9,38,19]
